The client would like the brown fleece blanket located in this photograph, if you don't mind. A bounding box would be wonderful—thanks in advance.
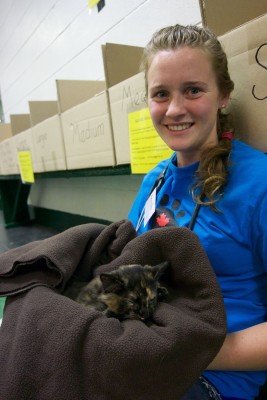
[0,219,226,400]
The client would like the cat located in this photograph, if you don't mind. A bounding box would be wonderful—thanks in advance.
[71,261,169,321]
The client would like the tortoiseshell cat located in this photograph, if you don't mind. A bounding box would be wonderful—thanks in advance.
[71,261,169,321]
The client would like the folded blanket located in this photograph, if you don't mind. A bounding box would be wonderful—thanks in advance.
[0,219,226,400]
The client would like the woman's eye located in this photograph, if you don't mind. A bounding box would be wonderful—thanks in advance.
[150,90,168,101]
[156,90,167,98]
[186,87,202,97]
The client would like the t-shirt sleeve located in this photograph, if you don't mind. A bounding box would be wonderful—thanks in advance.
[252,190,267,271]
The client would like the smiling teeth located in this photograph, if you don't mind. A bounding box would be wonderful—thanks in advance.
[168,124,192,131]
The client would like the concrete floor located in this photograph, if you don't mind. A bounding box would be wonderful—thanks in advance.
[0,210,59,322]
[0,211,59,254]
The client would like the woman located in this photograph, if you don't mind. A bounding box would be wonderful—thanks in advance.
[128,24,267,399]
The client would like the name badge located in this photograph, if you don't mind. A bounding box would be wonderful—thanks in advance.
[143,187,156,227]
[135,187,157,232]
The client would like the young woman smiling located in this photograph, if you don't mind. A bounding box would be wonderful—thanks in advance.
[128,24,267,399]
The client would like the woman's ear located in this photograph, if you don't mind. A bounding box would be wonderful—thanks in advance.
[219,93,230,109]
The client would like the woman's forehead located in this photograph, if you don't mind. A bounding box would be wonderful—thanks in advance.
[147,48,215,87]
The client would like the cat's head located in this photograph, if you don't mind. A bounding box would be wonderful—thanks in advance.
[99,261,169,321]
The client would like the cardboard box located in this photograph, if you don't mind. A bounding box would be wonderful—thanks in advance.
[58,79,112,170]
[32,116,67,173]
[102,43,144,165]
[0,137,19,175]
[14,128,36,170]
[56,80,106,113]
[61,91,115,169]
[199,0,267,35]
[102,43,144,88]
[0,123,12,143]
[108,72,146,164]
[29,101,67,172]
[60,43,144,170]
[219,14,267,153]
[29,101,58,126]
[10,114,31,135]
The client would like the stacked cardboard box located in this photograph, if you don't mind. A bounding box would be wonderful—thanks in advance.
[1,4,267,177]
[103,43,145,166]
[29,101,66,172]
[0,115,31,175]
[0,123,12,143]
[199,0,267,35]
[60,43,144,169]
[59,79,110,170]
[0,123,13,175]
[219,14,267,153]
[108,72,146,165]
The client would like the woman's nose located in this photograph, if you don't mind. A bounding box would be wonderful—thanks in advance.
[165,96,186,117]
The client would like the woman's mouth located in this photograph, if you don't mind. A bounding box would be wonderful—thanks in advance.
[167,123,194,131]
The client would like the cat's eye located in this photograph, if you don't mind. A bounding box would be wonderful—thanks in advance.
[128,299,139,310]
[157,286,168,301]
[148,297,157,305]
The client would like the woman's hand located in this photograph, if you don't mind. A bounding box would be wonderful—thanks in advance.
[208,322,267,370]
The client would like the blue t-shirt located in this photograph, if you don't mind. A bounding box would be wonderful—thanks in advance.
[128,140,267,399]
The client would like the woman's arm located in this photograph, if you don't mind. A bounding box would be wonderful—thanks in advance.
[208,322,267,370]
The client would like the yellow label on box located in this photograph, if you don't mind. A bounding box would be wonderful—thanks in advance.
[18,151,34,184]
[128,108,173,174]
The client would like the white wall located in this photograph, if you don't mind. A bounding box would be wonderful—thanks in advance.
[0,0,201,120]
[0,0,202,223]
[29,174,144,222]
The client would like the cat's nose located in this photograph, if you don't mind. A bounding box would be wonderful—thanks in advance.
[140,310,150,321]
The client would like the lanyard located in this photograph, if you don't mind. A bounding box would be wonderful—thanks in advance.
[136,157,201,233]
[135,160,171,232]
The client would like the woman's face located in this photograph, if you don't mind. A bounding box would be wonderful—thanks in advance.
[147,47,229,167]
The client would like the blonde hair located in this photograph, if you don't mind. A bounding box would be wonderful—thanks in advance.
[141,24,235,210]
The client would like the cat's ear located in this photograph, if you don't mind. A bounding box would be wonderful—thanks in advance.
[100,273,124,294]
[153,261,169,279]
